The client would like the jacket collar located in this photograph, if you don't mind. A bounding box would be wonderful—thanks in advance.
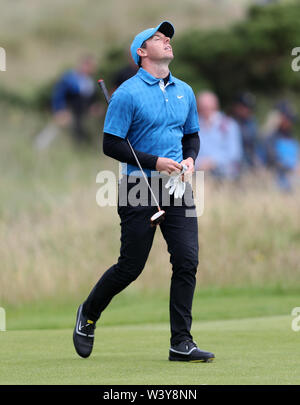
[137,67,175,86]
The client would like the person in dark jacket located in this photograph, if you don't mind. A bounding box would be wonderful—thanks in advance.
[35,55,99,149]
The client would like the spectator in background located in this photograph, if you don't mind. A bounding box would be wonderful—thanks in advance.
[52,54,98,143]
[35,55,100,149]
[230,92,258,170]
[111,53,138,91]
[265,100,299,192]
[195,91,243,181]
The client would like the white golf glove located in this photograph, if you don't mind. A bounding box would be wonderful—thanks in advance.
[165,164,188,199]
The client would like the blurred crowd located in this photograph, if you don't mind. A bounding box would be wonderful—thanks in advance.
[196,91,300,192]
[36,55,300,193]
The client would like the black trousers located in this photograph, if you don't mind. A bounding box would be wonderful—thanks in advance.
[83,175,199,346]
[68,94,93,144]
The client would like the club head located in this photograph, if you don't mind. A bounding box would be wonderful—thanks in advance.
[150,210,166,227]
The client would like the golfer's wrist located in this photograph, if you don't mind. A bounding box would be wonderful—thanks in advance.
[183,156,194,165]
[153,156,159,171]
[155,157,163,171]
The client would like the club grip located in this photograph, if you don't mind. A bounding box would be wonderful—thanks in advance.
[97,79,110,104]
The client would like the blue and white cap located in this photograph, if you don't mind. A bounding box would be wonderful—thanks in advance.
[130,21,175,66]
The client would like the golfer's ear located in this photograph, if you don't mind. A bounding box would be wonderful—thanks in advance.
[137,48,147,58]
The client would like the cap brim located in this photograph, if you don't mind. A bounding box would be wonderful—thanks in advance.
[156,21,174,39]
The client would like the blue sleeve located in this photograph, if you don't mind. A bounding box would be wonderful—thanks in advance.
[52,71,79,112]
[52,79,68,112]
[183,88,200,134]
[103,89,134,139]
[228,120,243,162]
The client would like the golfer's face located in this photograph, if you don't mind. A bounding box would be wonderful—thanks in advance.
[145,32,174,62]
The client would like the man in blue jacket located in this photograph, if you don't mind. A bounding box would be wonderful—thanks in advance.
[51,55,97,144]
[35,55,98,149]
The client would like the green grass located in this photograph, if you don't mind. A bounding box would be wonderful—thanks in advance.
[1,100,300,307]
[0,314,299,385]
[1,288,300,385]
[5,287,300,331]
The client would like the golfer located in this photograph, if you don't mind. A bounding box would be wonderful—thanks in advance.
[73,21,215,362]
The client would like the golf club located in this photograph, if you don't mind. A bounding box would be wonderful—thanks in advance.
[97,79,166,226]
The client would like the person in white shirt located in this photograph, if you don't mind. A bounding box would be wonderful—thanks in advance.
[195,91,243,180]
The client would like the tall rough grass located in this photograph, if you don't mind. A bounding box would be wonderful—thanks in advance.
[1,174,300,306]
[0,104,299,306]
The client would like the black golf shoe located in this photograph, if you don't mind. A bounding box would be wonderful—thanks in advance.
[73,304,96,358]
[169,340,215,363]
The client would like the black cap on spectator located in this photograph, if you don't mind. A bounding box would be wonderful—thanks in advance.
[275,100,298,123]
[234,92,256,109]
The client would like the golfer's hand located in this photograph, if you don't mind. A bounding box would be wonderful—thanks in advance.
[180,157,194,174]
[156,157,182,175]
[180,157,194,181]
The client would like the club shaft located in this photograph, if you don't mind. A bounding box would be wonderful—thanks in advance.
[97,79,161,210]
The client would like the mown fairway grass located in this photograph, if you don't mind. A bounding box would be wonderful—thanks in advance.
[0,314,299,385]
[1,289,300,385]
[4,287,300,331]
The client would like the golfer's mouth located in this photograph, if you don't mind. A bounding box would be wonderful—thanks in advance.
[165,46,172,51]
